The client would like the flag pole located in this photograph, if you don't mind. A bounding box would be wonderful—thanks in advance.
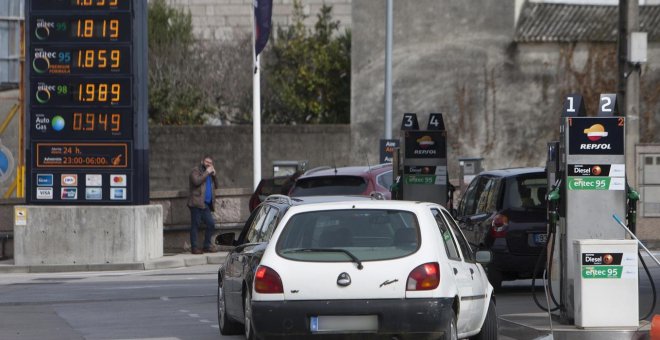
[252,4,262,190]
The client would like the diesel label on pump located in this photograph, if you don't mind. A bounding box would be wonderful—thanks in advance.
[567,117,624,155]
[569,164,625,177]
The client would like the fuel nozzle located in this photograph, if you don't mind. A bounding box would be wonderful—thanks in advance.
[547,187,561,233]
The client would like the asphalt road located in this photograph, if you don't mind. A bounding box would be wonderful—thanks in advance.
[0,256,658,340]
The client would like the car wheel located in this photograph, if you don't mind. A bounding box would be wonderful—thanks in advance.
[442,310,458,340]
[217,284,242,335]
[244,291,258,340]
[487,266,503,291]
[471,299,498,340]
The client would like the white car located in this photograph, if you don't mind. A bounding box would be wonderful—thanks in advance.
[242,200,497,339]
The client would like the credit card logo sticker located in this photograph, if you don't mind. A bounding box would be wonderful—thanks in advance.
[85,188,102,200]
[61,187,77,200]
[86,174,102,187]
[61,174,77,186]
[110,174,126,187]
[110,188,126,200]
[36,187,53,199]
[36,174,53,186]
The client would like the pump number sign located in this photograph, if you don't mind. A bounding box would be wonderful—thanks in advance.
[25,0,148,204]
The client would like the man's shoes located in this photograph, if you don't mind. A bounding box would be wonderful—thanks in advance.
[191,248,203,255]
[203,247,219,253]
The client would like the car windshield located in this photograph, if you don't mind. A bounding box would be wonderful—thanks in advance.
[276,209,420,262]
[503,174,547,210]
[289,176,367,196]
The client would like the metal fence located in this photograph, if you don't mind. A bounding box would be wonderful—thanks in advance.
[0,0,23,87]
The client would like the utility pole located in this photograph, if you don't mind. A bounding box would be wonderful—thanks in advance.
[618,0,640,191]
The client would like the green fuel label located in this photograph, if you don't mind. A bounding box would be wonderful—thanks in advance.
[582,265,623,279]
[405,175,435,185]
[567,176,625,191]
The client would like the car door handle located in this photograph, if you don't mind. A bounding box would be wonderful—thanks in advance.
[469,268,475,279]
[453,267,458,275]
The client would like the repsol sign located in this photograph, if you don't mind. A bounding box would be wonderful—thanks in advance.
[567,117,624,155]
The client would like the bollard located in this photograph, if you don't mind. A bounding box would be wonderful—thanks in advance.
[652,315,660,340]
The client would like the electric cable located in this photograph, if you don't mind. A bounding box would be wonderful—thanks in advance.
[639,252,657,321]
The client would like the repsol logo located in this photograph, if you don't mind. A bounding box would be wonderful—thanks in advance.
[580,144,612,150]
[414,150,437,155]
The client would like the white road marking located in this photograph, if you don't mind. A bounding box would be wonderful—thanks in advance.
[188,314,199,318]
[211,325,219,329]
[199,319,210,323]
[160,296,170,301]
[179,309,189,313]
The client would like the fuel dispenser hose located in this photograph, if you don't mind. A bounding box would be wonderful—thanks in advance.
[639,252,657,320]
[531,227,561,312]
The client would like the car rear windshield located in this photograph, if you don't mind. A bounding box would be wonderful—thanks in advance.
[289,176,367,197]
[503,174,547,210]
[276,209,420,262]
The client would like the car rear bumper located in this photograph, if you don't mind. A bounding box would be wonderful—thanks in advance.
[251,297,454,337]
[491,251,543,278]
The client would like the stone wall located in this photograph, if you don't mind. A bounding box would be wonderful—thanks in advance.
[166,0,352,41]
[149,124,352,191]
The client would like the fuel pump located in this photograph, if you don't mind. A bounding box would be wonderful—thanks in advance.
[541,93,645,328]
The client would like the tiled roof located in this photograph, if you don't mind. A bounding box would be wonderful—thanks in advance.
[515,1,660,42]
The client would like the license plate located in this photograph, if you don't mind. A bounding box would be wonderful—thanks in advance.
[533,233,547,245]
[310,315,378,333]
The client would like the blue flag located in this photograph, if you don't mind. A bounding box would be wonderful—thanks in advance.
[254,0,273,56]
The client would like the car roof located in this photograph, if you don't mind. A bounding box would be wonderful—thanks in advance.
[261,195,376,209]
[299,164,392,178]
[284,199,441,214]
[477,167,545,178]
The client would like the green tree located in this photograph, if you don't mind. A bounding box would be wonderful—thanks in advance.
[263,0,351,124]
[148,0,205,125]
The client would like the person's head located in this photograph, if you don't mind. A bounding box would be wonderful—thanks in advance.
[201,155,214,169]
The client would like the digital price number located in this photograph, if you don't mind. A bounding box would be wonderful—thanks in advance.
[31,0,130,10]
[31,109,132,139]
[32,78,131,107]
[32,46,130,75]
[36,143,129,168]
[31,14,131,42]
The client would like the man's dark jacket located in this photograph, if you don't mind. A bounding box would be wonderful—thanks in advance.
[188,165,218,211]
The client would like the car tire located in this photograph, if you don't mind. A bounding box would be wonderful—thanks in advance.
[217,284,242,335]
[442,310,458,340]
[471,299,498,340]
[244,291,258,340]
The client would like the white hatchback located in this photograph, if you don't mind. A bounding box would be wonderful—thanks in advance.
[246,200,497,340]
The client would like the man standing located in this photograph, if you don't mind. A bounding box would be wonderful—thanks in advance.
[188,155,219,254]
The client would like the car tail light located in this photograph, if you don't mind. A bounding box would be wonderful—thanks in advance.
[255,266,284,293]
[406,262,440,291]
[490,214,509,238]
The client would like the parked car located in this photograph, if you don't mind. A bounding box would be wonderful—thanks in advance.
[248,172,302,212]
[288,163,393,199]
[456,167,548,289]
[218,198,497,339]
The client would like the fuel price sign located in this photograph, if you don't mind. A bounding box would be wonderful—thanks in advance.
[25,0,148,205]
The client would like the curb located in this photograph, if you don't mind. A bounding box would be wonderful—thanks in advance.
[0,253,227,274]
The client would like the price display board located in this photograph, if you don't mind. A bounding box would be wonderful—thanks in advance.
[25,0,149,204]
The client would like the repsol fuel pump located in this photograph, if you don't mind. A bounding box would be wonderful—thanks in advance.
[395,113,452,207]
[546,93,638,325]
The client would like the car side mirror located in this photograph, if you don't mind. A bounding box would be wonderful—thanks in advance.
[475,250,492,264]
[216,232,236,247]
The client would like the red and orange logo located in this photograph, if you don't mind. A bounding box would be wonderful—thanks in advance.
[416,136,434,149]
[583,124,608,141]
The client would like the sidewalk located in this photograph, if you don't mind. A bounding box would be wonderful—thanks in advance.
[0,252,229,274]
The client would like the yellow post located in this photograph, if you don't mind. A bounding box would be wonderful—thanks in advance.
[3,177,17,199]
[18,20,25,198]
